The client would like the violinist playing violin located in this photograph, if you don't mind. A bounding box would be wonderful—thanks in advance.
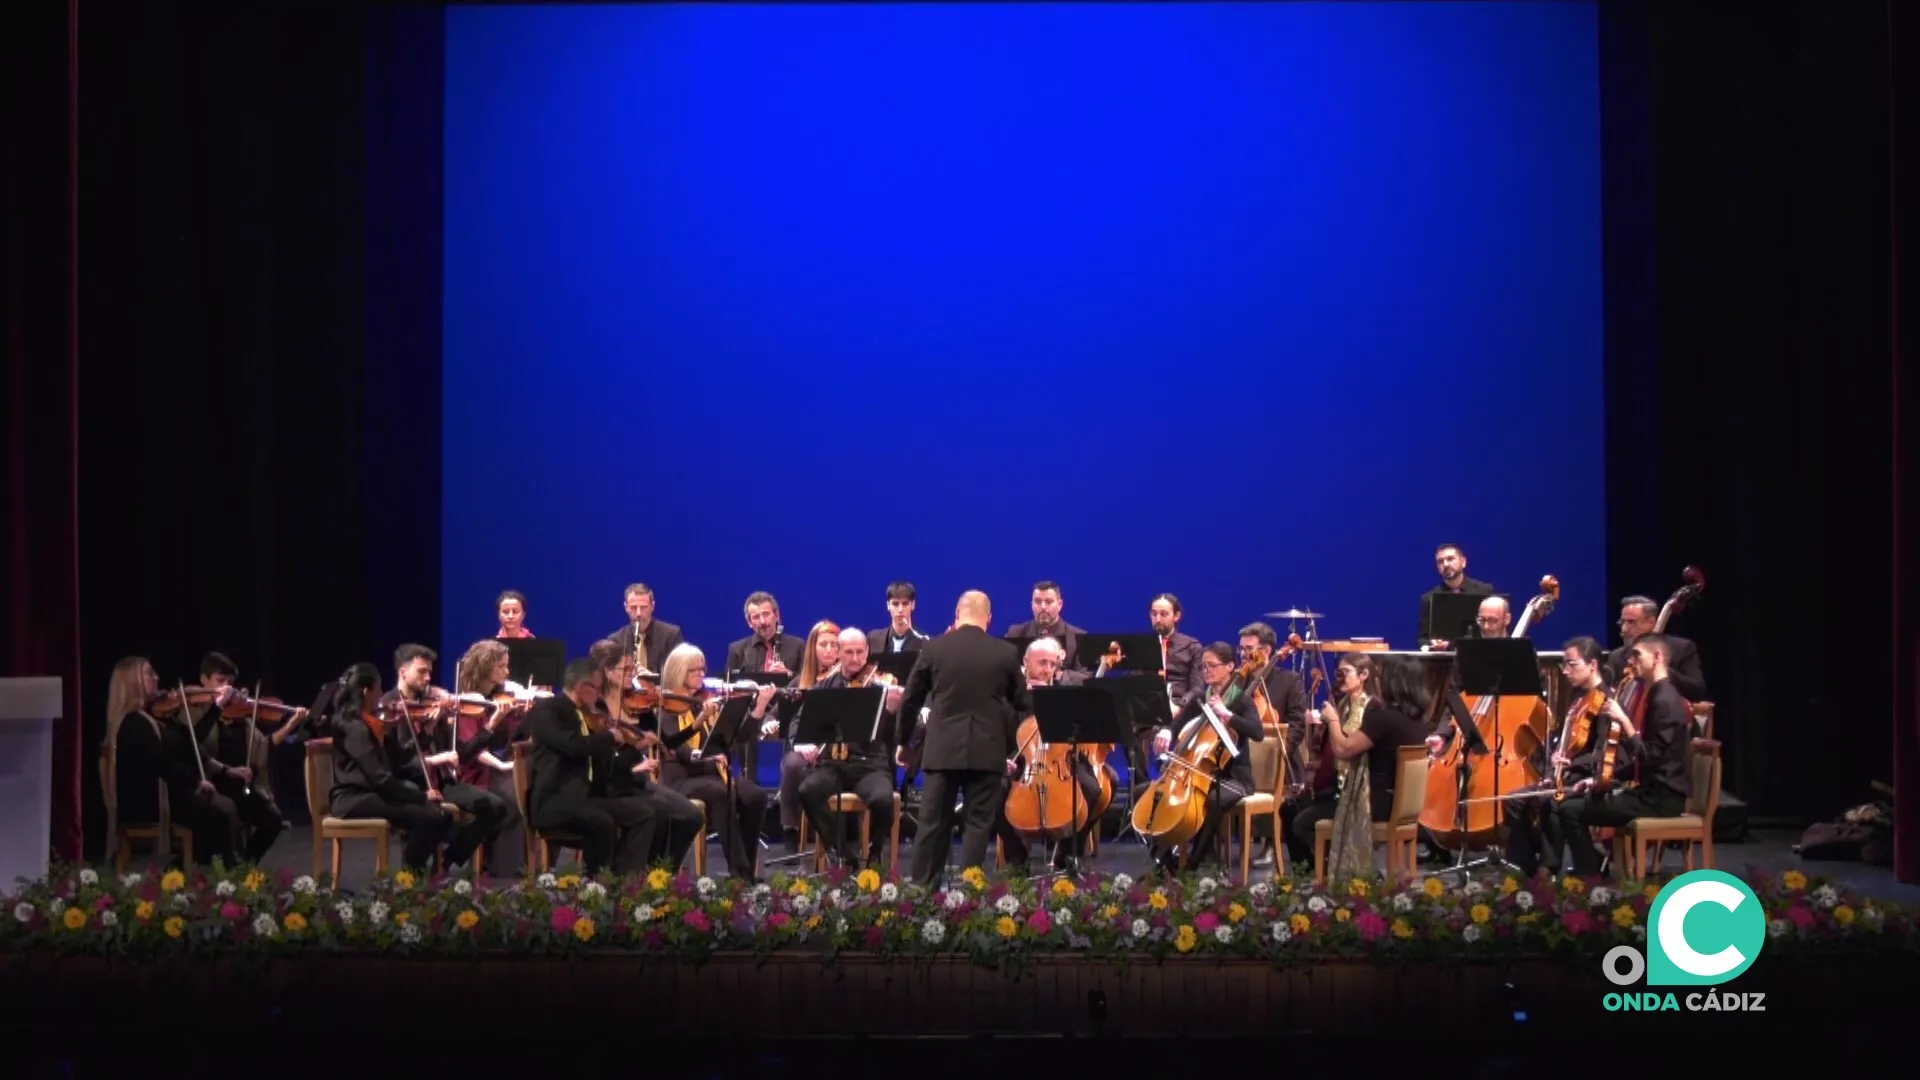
[797,629,906,871]
[327,663,480,873]
[184,652,294,863]
[379,644,509,869]
[1506,637,1609,877]
[593,642,706,874]
[991,637,1101,874]
[104,657,242,866]
[1147,643,1265,874]
[524,658,663,876]
[1543,633,1695,876]
[1237,623,1310,867]
[453,639,530,877]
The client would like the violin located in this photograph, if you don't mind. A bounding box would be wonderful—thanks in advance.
[145,686,217,718]
[1234,633,1300,736]
[1554,686,1608,800]
[218,692,305,726]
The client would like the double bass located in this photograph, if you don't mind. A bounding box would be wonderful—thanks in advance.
[1418,576,1559,851]
[1614,566,1706,724]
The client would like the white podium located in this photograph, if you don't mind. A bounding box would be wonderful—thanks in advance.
[0,677,60,893]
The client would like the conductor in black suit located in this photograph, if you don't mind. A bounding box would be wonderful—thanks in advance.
[606,583,685,675]
[899,590,1030,888]
[1605,595,1707,701]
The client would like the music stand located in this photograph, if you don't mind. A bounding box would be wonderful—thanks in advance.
[791,687,888,870]
[870,652,919,683]
[698,695,758,762]
[1030,685,1125,875]
[1073,633,1165,675]
[504,638,566,689]
[1446,637,1544,875]
[1423,593,1509,647]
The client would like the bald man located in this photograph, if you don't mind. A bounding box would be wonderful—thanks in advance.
[796,629,905,869]
[898,591,1030,888]
[1475,596,1512,639]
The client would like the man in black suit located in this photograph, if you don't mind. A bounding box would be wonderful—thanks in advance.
[1421,542,1497,648]
[724,590,807,676]
[524,658,659,875]
[1004,579,1085,670]
[1237,621,1309,867]
[1149,593,1205,706]
[900,590,1029,888]
[1606,595,1707,701]
[868,580,933,656]
[606,583,685,675]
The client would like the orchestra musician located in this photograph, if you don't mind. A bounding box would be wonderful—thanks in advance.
[725,591,805,841]
[1607,595,1707,701]
[1423,543,1496,649]
[1506,636,1610,876]
[767,619,842,850]
[900,591,1029,889]
[327,662,482,872]
[797,629,905,870]
[495,590,533,639]
[653,644,767,879]
[1149,593,1205,706]
[1545,633,1695,875]
[1146,643,1265,873]
[1310,654,1431,880]
[868,581,932,655]
[378,644,509,867]
[524,658,662,875]
[607,582,685,675]
[991,637,1101,873]
[1236,622,1309,866]
[588,642,705,871]
[183,652,291,862]
[1283,653,1375,854]
[1003,580,1085,669]
[452,639,528,877]
[1474,596,1512,638]
[104,657,242,865]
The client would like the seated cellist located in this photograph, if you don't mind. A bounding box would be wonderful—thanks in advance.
[991,636,1101,874]
[1147,642,1264,874]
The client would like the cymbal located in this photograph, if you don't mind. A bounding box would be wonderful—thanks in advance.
[1265,609,1324,619]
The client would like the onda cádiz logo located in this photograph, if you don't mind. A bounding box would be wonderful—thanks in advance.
[1601,869,1768,1013]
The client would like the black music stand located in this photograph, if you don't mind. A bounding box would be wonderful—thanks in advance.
[1073,633,1166,675]
[791,687,888,870]
[871,652,919,683]
[1085,674,1174,840]
[697,695,758,765]
[503,639,566,689]
[1423,593,1510,647]
[1447,637,1543,875]
[1030,685,1125,875]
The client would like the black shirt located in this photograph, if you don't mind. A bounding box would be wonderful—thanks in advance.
[1357,701,1429,806]
[1627,679,1694,800]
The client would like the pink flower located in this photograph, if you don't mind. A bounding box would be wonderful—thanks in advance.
[95,895,114,910]
[1193,912,1220,932]
[1026,910,1053,935]
[220,901,246,921]
[1560,909,1597,935]
[864,926,886,948]
[897,901,916,918]
[683,909,711,933]
[1787,905,1816,930]
[768,912,793,929]
[643,929,665,947]
[1355,912,1388,941]
[550,906,579,935]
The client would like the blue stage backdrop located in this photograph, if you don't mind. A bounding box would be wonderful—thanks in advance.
[441,2,1604,675]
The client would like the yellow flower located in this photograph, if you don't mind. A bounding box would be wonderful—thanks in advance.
[1500,877,1519,896]
[1289,913,1311,934]
[160,870,186,892]
[243,870,267,892]
[456,909,479,930]
[135,900,155,922]
[1334,906,1352,923]
[573,916,597,941]
[789,878,810,896]
[805,914,822,930]
[393,870,416,890]
[1392,918,1413,940]
[556,875,581,890]
[1100,904,1119,921]
[163,916,185,938]
[62,907,87,930]
[283,913,308,934]
[1643,883,1661,902]
[1227,903,1247,924]
[876,910,892,925]
[719,899,733,913]
[1347,878,1370,899]
[1470,904,1492,925]
[961,866,988,890]
[1783,870,1808,892]
[1563,876,1586,894]
[647,868,671,890]
[1174,925,1198,953]
[996,916,1018,939]
[1148,890,1168,911]
[1517,912,1540,925]
[1612,905,1636,929]
[856,869,881,893]
[1834,905,1856,927]
[1278,880,1294,893]
[1422,877,1446,899]
[1051,878,1076,899]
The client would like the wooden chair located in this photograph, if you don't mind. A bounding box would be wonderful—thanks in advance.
[511,742,583,874]
[1613,739,1721,879]
[1690,702,1715,739]
[1227,724,1288,883]
[100,743,193,872]
[812,792,903,873]
[1313,745,1428,883]
[304,740,390,879]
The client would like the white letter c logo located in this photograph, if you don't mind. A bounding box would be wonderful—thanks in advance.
[1657,879,1747,978]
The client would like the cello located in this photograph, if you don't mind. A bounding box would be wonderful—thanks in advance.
[1130,692,1238,849]
[1005,646,1120,843]
[1418,576,1559,851]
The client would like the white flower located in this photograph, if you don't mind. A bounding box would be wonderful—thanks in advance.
[1463,880,1486,897]
[99,910,119,928]
[14,902,35,923]
[1589,887,1614,907]
[995,895,1020,915]
[1054,908,1072,925]
[251,913,278,937]
[581,882,607,901]
[333,901,354,924]
[696,877,716,899]
[1463,925,1483,943]
[1213,925,1234,944]
[119,872,143,888]
[78,868,99,886]
[49,897,64,915]
[1196,876,1218,896]
[879,883,899,903]
[632,904,655,923]
[400,923,422,944]
[1863,907,1884,928]
[291,875,317,895]
[751,883,772,899]
[920,918,946,944]
[368,901,389,925]
[790,894,814,915]
[943,890,967,911]
[214,881,236,897]
[1250,882,1272,901]
[1130,918,1149,939]
[1392,893,1414,913]
[1768,918,1789,938]
[1514,891,1535,911]
[171,893,191,911]
[536,873,557,888]
[1632,925,1646,942]
[1306,895,1330,914]
[1270,923,1291,943]
[832,916,847,934]
[1110,873,1133,893]
[1812,885,1839,910]
[452,879,473,897]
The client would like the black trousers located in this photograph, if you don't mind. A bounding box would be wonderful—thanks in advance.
[548,795,659,876]
[331,791,458,872]
[1540,786,1686,875]
[210,777,285,863]
[479,767,526,877]
[910,769,1003,889]
[438,782,508,869]
[670,775,763,877]
[798,758,896,868]
[1152,774,1250,870]
[993,756,1102,867]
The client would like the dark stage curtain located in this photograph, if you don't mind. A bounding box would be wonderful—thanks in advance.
[1892,2,1918,884]
[2,0,84,863]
